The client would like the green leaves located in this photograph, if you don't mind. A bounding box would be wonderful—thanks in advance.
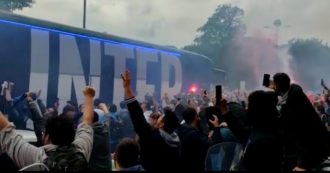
[0,0,34,12]
[183,4,245,69]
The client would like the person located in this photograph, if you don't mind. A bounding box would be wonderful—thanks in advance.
[0,86,95,171]
[109,104,119,121]
[272,73,330,171]
[241,91,282,171]
[61,104,76,119]
[88,102,112,171]
[121,70,181,172]
[114,138,145,171]
[161,92,171,108]
[148,112,161,129]
[174,97,185,123]
[176,107,225,172]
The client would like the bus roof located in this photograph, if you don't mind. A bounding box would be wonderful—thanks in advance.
[0,10,214,63]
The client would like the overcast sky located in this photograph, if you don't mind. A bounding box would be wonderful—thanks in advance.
[15,0,330,48]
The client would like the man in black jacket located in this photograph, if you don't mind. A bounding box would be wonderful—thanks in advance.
[121,70,180,172]
[176,107,224,172]
[273,73,330,171]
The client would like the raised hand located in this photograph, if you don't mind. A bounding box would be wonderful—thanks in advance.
[209,114,220,128]
[121,70,131,89]
[83,86,96,98]
[121,70,134,99]
[83,86,95,125]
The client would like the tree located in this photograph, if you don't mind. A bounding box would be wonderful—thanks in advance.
[288,38,330,90]
[0,0,34,12]
[183,4,245,69]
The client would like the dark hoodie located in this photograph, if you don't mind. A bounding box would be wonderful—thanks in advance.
[280,84,330,170]
[176,123,223,172]
[126,97,180,172]
[89,121,111,171]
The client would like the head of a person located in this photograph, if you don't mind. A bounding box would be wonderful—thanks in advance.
[114,138,141,170]
[247,90,279,131]
[157,110,180,134]
[78,104,85,113]
[109,104,117,113]
[120,101,127,110]
[43,115,75,146]
[182,107,199,128]
[62,105,76,119]
[273,73,291,95]
[148,112,161,128]
[44,109,58,119]
[93,108,107,124]
[53,98,60,109]
[66,100,77,108]
[94,98,103,107]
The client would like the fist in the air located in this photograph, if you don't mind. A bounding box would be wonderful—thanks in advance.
[83,86,95,98]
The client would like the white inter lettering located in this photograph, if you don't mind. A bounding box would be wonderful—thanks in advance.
[29,29,50,101]
[136,48,158,101]
[58,35,86,111]
[161,53,182,99]
[104,43,134,106]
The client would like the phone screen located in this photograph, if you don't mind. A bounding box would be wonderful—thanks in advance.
[263,74,270,87]
[215,85,222,107]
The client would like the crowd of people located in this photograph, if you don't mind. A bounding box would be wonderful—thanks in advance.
[0,71,330,171]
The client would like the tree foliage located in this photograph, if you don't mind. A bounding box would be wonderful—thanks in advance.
[0,0,34,12]
[183,4,245,69]
[289,38,330,90]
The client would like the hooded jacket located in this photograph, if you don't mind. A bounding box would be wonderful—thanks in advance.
[279,84,330,170]
[88,122,111,171]
[176,123,223,172]
[126,97,180,172]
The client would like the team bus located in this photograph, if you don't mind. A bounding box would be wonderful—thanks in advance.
[0,11,226,108]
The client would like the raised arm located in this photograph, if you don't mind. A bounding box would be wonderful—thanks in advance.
[98,102,110,126]
[121,70,153,137]
[73,87,95,162]
[26,92,45,147]
[0,111,47,169]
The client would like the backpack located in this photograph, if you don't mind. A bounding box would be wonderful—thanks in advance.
[45,144,88,171]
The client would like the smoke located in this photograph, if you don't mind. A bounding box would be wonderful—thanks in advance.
[222,29,296,91]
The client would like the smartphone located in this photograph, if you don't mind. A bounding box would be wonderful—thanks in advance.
[263,74,271,87]
[215,85,222,107]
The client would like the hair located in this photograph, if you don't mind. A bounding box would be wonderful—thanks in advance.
[109,104,117,113]
[182,107,198,124]
[119,101,127,109]
[94,98,103,107]
[92,111,99,123]
[247,90,279,131]
[115,138,140,168]
[163,109,180,134]
[62,105,76,114]
[45,115,75,146]
[273,73,291,93]
[150,112,161,120]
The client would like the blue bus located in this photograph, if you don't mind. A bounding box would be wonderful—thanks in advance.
[0,11,225,109]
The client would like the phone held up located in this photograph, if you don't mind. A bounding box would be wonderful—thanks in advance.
[263,74,271,88]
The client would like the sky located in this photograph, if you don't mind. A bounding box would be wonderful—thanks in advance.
[15,0,330,48]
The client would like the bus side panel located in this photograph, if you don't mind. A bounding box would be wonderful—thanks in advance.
[0,21,31,96]
[0,18,215,109]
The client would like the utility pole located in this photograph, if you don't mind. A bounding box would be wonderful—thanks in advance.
[264,19,291,47]
[83,0,86,29]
